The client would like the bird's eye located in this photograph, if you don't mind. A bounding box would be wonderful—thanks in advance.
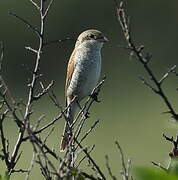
[89,34,95,39]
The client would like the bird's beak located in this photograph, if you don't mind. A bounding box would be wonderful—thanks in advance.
[97,36,109,42]
[102,36,109,42]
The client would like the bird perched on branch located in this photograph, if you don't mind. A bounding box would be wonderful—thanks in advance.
[60,29,108,151]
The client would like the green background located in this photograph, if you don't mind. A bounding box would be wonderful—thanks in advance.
[1,0,178,179]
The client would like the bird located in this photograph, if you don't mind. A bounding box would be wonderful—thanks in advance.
[60,29,108,151]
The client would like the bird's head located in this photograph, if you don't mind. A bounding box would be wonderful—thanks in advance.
[75,29,108,50]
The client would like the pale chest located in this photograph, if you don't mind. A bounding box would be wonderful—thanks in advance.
[67,48,101,100]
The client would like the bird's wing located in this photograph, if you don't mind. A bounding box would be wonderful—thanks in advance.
[65,49,76,98]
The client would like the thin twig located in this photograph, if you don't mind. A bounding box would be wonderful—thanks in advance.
[6,0,56,176]
[0,110,10,170]
[81,172,99,180]
[75,139,106,180]
[43,0,55,20]
[75,120,99,151]
[33,80,54,101]
[25,46,39,54]
[22,104,70,141]
[29,0,40,10]
[76,145,95,168]
[25,151,36,180]
[105,155,117,180]
[151,161,168,172]
[11,169,29,173]
[43,37,74,46]
[159,65,176,84]
[9,12,40,37]
[115,141,127,176]
[73,77,106,143]
[115,141,131,180]
[28,127,61,161]
[0,41,4,73]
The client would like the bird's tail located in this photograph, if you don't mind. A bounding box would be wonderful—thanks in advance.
[60,100,78,152]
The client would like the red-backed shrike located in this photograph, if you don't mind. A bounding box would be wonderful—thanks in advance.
[60,29,108,151]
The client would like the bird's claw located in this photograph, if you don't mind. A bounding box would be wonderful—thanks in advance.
[90,92,100,102]
[82,112,90,119]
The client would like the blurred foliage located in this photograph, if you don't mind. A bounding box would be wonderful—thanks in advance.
[168,159,178,176]
[135,167,178,180]
[0,174,9,180]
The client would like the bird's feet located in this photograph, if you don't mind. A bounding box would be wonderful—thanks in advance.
[90,92,100,102]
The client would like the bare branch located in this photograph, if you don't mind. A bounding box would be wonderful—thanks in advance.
[28,127,62,161]
[159,65,176,84]
[1,0,107,178]
[25,151,36,180]
[2,0,56,176]
[43,127,55,145]
[163,133,177,149]
[115,0,178,121]
[11,169,29,173]
[9,12,40,37]
[105,155,117,180]
[72,77,106,144]
[0,110,10,169]
[22,104,70,141]
[0,41,4,73]
[43,0,55,20]
[75,139,106,180]
[139,77,159,94]
[48,90,60,108]
[115,141,132,180]
[33,80,54,101]
[76,145,95,168]
[29,0,40,10]
[81,172,99,180]
[25,46,39,54]
[43,37,74,46]
[151,161,168,172]
[78,120,99,146]
[33,114,46,131]
[115,141,127,175]
[163,133,178,160]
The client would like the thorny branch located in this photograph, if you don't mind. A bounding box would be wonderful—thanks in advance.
[115,0,178,121]
[116,0,178,177]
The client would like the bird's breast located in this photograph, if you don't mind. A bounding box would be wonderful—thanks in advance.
[67,49,101,100]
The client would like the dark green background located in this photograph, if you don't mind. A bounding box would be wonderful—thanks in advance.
[1,0,178,179]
